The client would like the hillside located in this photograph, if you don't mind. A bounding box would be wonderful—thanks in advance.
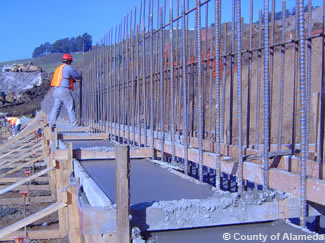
[0,52,84,117]
[0,52,84,73]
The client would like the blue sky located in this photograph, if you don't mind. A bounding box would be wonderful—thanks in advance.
[0,0,323,62]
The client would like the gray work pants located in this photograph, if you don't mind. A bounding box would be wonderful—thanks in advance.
[49,87,77,126]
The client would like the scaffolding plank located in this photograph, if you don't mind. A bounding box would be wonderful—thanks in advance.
[0,229,61,241]
[0,167,54,195]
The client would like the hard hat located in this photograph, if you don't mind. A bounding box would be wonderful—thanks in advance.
[62,53,72,62]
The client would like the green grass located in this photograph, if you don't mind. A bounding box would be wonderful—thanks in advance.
[0,52,84,73]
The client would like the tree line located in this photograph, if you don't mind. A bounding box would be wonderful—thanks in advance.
[32,33,92,58]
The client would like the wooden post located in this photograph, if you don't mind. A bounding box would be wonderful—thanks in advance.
[67,184,82,243]
[55,160,68,237]
[58,143,73,238]
[115,144,131,243]
[43,129,56,200]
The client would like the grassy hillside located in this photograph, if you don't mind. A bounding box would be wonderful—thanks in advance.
[0,52,84,73]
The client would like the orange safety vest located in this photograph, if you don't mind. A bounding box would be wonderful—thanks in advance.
[7,117,18,126]
[50,64,74,91]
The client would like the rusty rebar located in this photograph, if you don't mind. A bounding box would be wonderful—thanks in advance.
[263,0,270,191]
[298,0,307,227]
[215,0,221,189]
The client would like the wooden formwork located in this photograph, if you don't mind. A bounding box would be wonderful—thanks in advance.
[0,118,62,241]
[0,123,134,242]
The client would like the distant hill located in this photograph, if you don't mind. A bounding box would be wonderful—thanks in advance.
[0,52,84,73]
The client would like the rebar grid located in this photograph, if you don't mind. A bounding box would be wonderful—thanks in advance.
[77,0,324,227]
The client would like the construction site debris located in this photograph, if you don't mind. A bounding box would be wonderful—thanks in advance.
[2,63,43,73]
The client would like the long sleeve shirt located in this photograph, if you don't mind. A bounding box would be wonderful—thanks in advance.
[59,65,82,88]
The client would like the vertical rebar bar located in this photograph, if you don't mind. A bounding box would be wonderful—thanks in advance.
[221,23,227,144]
[122,19,126,140]
[236,0,243,193]
[208,2,214,140]
[118,23,122,141]
[132,8,137,145]
[182,0,188,175]
[269,0,276,148]
[319,0,325,178]
[177,0,181,137]
[169,0,175,163]
[143,0,148,147]
[277,2,286,151]
[246,0,253,148]
[160,7,165,161]
[114,26,118,139]
[126,13,130,144]
[215,0,221,189]
[229,0,236,146]
[292,0,299,155]
[298,0,307,227]
[306,0,312,167]
[150,0,155,159]
[263,0,270,191]
[196,0,203,182]
[109,30,112,138]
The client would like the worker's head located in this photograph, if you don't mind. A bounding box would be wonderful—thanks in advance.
[62,53,72,64]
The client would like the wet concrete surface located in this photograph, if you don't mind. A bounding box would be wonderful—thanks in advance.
[66,140,114,150]
[81,159,215,205]
[149,220,325,243]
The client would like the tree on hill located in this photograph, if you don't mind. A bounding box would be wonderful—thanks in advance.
[32,33,92,58]
[32,42,52,58]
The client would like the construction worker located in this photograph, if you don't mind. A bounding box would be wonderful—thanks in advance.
[5,116,21,136]
[49,53,82,128]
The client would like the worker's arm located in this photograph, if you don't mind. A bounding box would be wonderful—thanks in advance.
[68,67,82,82]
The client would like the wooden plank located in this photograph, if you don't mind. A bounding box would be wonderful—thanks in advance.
[57,126,91,132]
[0,162,43,170]
[0,229,61,241]
[0,155,44,179]
[73,147,151,160]
[0,196,53,205]
[0,147,43,170]
[0,134,35,154]
[0,184,49,191]
[0,202,66,239]
[73,150,115,159]
[58,133,109,141]
[0,167,54,195]
[0,177,48,183]
[0,138,41,160]
[115,144,131,243]
[53,149,69,161]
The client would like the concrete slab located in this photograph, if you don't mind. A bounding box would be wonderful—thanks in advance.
[68,140,114,150]
[149,220,325,243]
[81,159,215,205]
[78,159,316,232]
